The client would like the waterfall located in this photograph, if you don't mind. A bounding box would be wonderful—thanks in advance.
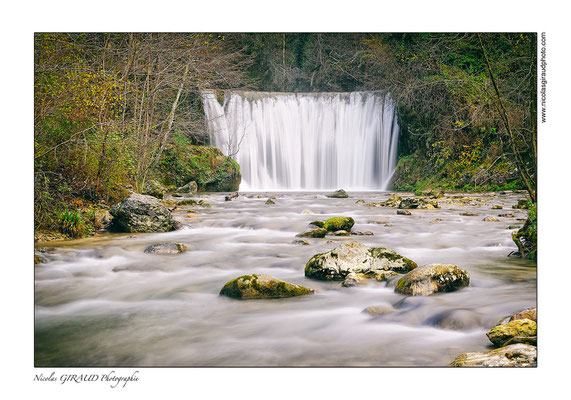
[201,90,399,191]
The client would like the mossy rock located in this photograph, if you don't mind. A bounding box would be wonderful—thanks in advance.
[486,318,537,347]
[296,228,327,238]
[449,343,536,367]
[395,264,469,296]
[309,220,325,228]
[512,204,536,260]
[159,139,240,192]
[142,179,167,199]
[305,242,417,281]
[323,217,355,232]
[265,199,275,205]
[177,199,198,206]
[326,189,348,198]
[219,274,313,299]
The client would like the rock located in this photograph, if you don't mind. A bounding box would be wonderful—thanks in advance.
[144,242,187,254]
[333,230,350,236]
[185,214,198,218]
[323,217,355,232]
[369,220,390,224]
[219,274,313,299]
[460,212,478,216]
[309,220,325,228]
[397,209,411,215]
[486,319,537,347]
[431,191,445,199]
[292,239,310,245]
[492,205,503,209]
[426,309,483,331]
[507,225,521,230]
[305,242,417,281]
[160,145,240,192]
[296,228,327,238]
[379,196,402,208]
[326,189,349,198]
[395,264,470,296]
[351,231,374,236]
[355,200,365,204]
[265,199,275,205]
[177,199,198,206]
[498,213,515,218]
[93,209,113,230]
[225,192,239,201]
[341,272,369,287]
[362,305,396,316]
[142,179,168,199]
[449,343,536,367]
[430,218,443,223]
[109,193,175,233]
[176,181,198,194]
[399,197,439,209]
[302,209,313,214]
[506,307,537,323]
[512,205,537,260]
[483,216,499,222]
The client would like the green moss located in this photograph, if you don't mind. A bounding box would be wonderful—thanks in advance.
[177,199,198,206]
[309,220,325,228]
[323,217,355,232]
[220,274,313,299]
[512,203,536,260]
[486,319,537,347]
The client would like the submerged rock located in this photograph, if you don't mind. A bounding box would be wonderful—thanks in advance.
[483,216,499,222]
[265,198,275,205]
[219,274,313,299]
[395,264,470,296]
[296,228,327,238]
[333,230,350,236]
[326,189,349,198]
[144,242,187,254]
[323,217,355,232]
[486,318,537,347]
[355,199,365,204]
[351,231,374,236]
[362,305,396,316]
[460,212,478,216]
[492,205,503,209]
[305,242,417,281]
[292,239,310,245]
[426,309,483,331]
[397,209,411,216]
[109,193,175,233]
[449,343,536,367]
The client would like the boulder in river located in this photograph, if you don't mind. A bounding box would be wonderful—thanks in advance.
[397,209,411,215]
[378,195,402,208]
[177,199,198,206]
[305,242,417,281]
[176,180,198,194]
[449,343,536,367]
[225,192,239,201]
[219,274,313,299]
[324,217,355,232]
[144,242,187,254]
[483,216,499,222]
[486,318,537,347]
[395,264,470,296]
[333,230,351,236]
[292,239,310,245]
[492,205,503,209]
[109,193,175,233]
[265,198,275,205]
[326,189,349,198]
[296,228,327,238]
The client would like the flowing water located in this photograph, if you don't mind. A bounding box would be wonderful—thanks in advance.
[202,91,399,191]
[35,191,536,367]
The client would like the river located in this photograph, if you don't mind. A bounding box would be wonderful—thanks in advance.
[34,191,536,366]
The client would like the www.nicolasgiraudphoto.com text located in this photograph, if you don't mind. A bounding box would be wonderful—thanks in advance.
[540,32,547,123]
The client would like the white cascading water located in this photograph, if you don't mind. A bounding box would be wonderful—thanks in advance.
[201,90,399,191]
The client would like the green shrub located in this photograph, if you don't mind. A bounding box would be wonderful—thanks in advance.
[57,209,91,238]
